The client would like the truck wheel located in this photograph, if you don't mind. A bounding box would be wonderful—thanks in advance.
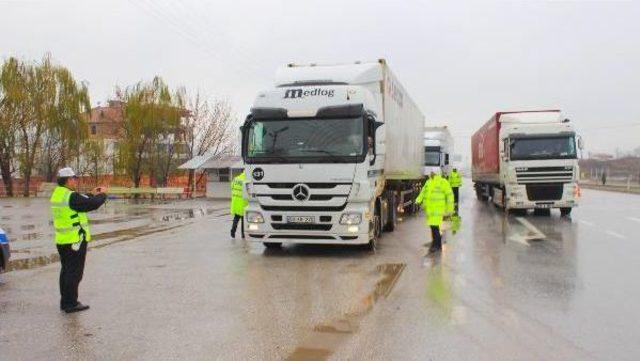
[263,242,282,249]
[475,186,488,201]
[560,208,572,217]
[367,206,382,251]
[383,192,397,232]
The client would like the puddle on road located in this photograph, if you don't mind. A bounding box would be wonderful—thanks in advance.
[6,223,189,272]
[21,232,43,241]
[285,263,406,361]
[287,348,332,361]
[3,200,226,271]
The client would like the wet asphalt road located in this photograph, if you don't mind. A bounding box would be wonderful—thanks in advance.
[1,184,639,360]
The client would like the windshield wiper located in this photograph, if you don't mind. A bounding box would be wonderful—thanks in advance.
[300,149,348,162]
[250,154,288,163]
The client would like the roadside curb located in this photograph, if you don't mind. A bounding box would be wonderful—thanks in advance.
[580,184,640,195]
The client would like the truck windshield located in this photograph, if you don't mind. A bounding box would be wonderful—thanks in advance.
[246,117,365,163]
[424,147,441,166]
[509,136,577,160]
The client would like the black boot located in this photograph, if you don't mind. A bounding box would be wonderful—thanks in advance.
[64,302,90,314]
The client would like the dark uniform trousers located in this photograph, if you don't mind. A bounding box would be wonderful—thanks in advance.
[57,238,87,309]
[231,215,244,238]
[430,225,442,250]
[452,187,460,213]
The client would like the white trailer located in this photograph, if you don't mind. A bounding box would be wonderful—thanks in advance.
[423,126,454,176]
[241,59,426,249]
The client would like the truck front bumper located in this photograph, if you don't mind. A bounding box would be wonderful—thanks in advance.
[505,183,579,209]
[243,205,371,245]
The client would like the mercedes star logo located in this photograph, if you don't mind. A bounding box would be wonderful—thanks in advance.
[292,184,310,201]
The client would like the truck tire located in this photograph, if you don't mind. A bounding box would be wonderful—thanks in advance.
[263,242,282,249]
[367,205,382,251]
[476,187,488,201]
[560,208,572,217]
[383,192,397,232]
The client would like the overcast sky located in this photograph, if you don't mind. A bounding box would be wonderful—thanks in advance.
[1,0,639,156]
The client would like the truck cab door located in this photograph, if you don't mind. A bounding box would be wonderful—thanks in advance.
[502,138,510,162]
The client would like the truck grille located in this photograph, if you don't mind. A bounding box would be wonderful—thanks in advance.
[516,166,573,184]
[526,183,564,201]
[257,182,348,189]
[261,205,347,212]
[254,182,351,211]
[258,194,347,201]
[271,223,332,231]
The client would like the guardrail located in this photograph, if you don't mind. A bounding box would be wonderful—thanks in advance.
[106,186,190,199]
[2,183,196,199]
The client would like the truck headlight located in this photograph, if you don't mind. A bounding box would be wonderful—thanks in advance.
[340,213,362,225]
[246,211,264,223]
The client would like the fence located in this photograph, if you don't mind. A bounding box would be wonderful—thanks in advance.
[0,172,207,198]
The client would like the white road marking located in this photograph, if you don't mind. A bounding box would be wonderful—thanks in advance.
[626,217,640,224]
[515,217,546,241]
[578,219,595,227]
[506,217,548,246]
[605,230,627,240]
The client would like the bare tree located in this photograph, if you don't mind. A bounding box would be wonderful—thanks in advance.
[1,55,90,196]
[0,58,22,196]
[117,76,184,188]
[77,137,108,186]
[183,92,236,191]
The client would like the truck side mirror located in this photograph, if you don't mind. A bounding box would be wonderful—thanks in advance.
[369,119,384,166]
[239,125,246,160]
[577,136,584,150]
[502,138,510,162]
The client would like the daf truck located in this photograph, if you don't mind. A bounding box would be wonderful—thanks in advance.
[423,126,454,176]
[471,110,583,216]
[240,59,425,249]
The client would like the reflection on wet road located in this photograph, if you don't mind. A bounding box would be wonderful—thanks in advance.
[1,185,639,360]
[1,198,228,271]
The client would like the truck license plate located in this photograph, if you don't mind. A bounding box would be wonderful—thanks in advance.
[537,203,552,208]
[287,216,314,224]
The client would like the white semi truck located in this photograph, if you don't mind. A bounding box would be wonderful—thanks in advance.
[423,126,454,176]
[240,59,425,249]
[471,110,583,216]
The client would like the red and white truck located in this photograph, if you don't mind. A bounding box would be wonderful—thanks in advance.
[471,110,583,216]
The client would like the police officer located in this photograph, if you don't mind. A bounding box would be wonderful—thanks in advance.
[448,168,462,213]
[416,169,454,254]
[50,167,107,313]
[230,171,248,239]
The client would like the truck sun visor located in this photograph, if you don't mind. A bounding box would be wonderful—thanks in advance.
[250,107,288,120]
[316,104,364,119]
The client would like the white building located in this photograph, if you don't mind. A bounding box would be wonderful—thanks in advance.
[179,155,244,198]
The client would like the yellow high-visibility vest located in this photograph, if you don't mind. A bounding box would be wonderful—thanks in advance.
[416,175,454,226]
[448,170,462,188]
[50,186,91,244]
[230,172,248,216]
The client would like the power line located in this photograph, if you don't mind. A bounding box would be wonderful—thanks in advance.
[129,0,263,81]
